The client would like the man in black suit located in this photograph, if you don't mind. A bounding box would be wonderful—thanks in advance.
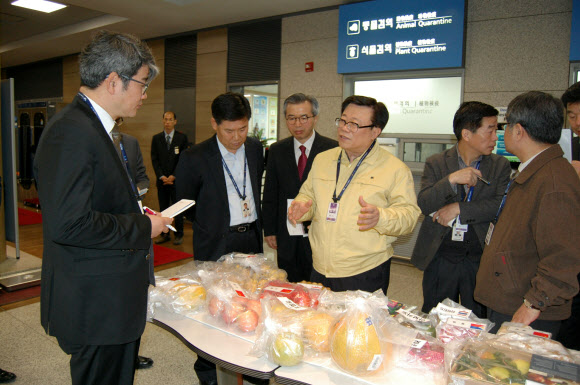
[411,101,511,318]
[555,83,580,349]
[34,31,172,385]
[262,93,337,282]
[151,111,189,245]
[175,92,264,385]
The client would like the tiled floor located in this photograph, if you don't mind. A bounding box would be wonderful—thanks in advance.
[0,245,424,384]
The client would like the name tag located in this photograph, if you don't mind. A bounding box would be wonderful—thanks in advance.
[326,202,339,222]
[485,222,494,245]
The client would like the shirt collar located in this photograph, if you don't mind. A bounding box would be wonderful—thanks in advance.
[85,95,116,140]
[518,146,550,173]
[216,136,245,159]
[456,144,483,169]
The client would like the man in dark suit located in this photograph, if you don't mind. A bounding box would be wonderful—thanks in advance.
[175,92,264,385]
[262,93,337,282]
[555,83,580,349]
[411,101,511,318]
[34,31,172,385]
[151,111,189,245]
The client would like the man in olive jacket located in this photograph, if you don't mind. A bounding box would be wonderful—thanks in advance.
[475,91,580,335]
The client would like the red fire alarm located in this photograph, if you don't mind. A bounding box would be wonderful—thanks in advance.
[305,62,314,72]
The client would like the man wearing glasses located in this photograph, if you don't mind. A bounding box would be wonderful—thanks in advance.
[263,93,337,283]
[288,95,420,294]
[34,31,173,384]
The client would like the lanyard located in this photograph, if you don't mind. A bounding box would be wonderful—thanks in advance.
[492,177,515,223]
[78,92,139,201]
[221,153,247,200]
[332,140,376,203]
[463,160,481,203]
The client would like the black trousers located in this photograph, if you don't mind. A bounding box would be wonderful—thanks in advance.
[421,253,486,318]
[277,236,313,283]
[555,273,580,350]
[157,183,183,236]
[310,258,392,295]
[487,309,562,336]
[195,224,263,385]
[57,338,140,385]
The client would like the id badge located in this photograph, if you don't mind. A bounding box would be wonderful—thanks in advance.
[451,227,465,241]
[326,202,339,222]
[485,222,494,245]
[241,198,252,218]
[174,147,180,155]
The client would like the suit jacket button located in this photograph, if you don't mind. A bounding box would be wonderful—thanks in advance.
[145,254,151,260]
[495,272,500,277]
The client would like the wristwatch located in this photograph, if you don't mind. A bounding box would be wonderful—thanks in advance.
[523,298,540,310]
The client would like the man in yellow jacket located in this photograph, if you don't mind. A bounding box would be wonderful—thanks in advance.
[289,95,420,294]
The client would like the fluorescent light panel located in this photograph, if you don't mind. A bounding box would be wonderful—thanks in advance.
[11,0,67,13]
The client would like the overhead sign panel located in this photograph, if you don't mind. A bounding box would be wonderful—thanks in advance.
[338,0,466,74]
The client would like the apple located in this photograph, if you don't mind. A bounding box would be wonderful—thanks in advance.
[208,296,224,317]
[245,299,262,318]
[236,310,259,332]
[221,301,246,325]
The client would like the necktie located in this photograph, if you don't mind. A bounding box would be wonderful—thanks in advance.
[111,126,123,161]
[166,134,171,150]
[298,145,307,181]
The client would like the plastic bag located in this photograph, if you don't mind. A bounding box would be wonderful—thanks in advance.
[147,275,206,320]
[326,290,393,377]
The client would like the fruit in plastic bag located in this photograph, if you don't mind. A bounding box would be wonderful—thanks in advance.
[270,332,304,366]
[236,310,259,332]
[330,312,383,375]
[303,312,335,352]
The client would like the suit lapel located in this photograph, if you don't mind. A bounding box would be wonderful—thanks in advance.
[209,136,230,218]
[246,139,260,203]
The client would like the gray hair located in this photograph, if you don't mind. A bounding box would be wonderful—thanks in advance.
[283,93,319,116]
[79,30,159,90]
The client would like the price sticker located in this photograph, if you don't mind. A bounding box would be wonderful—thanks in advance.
[276,296,308,311]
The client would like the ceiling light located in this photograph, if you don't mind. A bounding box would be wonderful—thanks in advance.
[11,0,67,13]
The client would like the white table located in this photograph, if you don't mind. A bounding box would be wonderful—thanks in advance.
[152,309,278,384]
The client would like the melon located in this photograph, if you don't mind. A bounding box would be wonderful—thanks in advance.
[330,312,383,376]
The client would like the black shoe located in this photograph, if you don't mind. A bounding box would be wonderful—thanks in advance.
[0,369,16,383]
[173,236,183,245]
[155,235,171,245]
[136,355,153,369]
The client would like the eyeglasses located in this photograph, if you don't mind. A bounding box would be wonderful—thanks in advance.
[120,75,149,95]
[335,118,375,133]
[286,115,314,125]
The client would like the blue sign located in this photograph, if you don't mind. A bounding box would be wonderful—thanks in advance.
[338,0,466,74]
[571,0,580,61]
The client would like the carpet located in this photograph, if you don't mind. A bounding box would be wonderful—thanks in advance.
[0,285,41,307]
[153,244,193,266]
[0,246,192,307]
[18,208,43,225]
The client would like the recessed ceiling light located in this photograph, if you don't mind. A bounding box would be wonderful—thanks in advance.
[11,0,67,13]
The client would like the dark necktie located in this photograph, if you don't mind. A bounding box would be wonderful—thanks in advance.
[298,145,307,181]
[166,134,171,151]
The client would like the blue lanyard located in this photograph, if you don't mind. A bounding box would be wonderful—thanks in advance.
[492,177,516,223]
[332,140,376,203]
[78,92,139,201]
[221,153,247,200]
[463,160,481,203]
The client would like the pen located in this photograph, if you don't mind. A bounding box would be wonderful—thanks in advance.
[144,206,176,232]
[477,175,491,185]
